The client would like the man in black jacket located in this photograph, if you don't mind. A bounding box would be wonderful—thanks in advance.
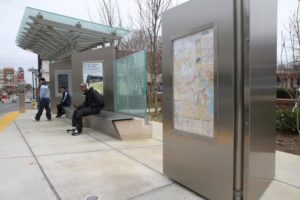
[68,83,105,136]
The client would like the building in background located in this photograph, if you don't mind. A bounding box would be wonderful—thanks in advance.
[0,68,4,90]
[41,60,50,81]
[2,67,17,94]
[277,64,300,89]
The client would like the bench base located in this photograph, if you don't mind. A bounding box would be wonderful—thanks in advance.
[64,108,152,140]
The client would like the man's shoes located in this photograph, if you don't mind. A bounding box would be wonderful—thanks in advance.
[56,113,64,118]
[66,127,76,132]
[71,129,82,136]
[33,118,39,122]
[47,118,52,121]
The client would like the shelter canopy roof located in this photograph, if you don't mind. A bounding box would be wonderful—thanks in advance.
[16,7,128,60]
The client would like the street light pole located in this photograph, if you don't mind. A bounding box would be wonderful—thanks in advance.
[35,71,38,98]
[28,67,38,100]
[32,71,35,100]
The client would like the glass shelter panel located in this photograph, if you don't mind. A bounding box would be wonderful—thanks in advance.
[115,51,147,118]
[16,7,128,42]
[173,28,215,138]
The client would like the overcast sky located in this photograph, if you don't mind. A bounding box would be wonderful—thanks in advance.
[0,0,298,83]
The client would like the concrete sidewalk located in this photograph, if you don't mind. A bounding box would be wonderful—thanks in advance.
[0,110,299,200]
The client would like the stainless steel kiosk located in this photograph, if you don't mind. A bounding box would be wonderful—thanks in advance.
[162,0,277,199]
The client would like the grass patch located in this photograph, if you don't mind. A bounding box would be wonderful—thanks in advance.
[150,112,163,122]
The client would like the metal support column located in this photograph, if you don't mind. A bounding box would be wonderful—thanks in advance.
[234,0,244,199]
[38,54,42,77]
[32,71,35,100]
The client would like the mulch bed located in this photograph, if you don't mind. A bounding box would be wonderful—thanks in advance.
[276,131,300,155]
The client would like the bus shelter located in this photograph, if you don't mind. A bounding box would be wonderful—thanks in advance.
[16,8,149,140]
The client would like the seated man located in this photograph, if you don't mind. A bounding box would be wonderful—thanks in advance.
[68,83,105,136]
[56,86,71,118]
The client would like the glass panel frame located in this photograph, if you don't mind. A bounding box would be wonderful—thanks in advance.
[173,27,216,139]
[114,50,147,118]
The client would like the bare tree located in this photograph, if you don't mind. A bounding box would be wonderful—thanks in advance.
[135,0,172,113]
[86,0,177,114]
[285,0,300,66]
[95,0,122,27]
[99,0,124,48]
[86,0,123,48]
[278,0,300,99]
[119,28,150,52]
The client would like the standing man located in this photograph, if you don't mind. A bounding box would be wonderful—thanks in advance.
[56,86,71,118]
[68,83,105,136]
[34,77,51,121]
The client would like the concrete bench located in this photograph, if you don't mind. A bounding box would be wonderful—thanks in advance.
[64,107,151,140]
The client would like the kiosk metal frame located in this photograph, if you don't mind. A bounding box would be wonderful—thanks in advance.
[162,0,277,199]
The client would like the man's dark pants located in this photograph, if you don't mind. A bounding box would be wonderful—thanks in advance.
[57,104,66,115]
[72,107,100,133]
[35,98,51,120]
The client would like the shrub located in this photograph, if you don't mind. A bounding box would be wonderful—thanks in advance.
[276,108,298,133]
[276,88,293,99]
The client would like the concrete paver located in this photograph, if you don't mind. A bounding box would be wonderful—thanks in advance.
[15,118,112,156]
[0,157,56,200]
[37,151,171,200]
[151,121,163,141]
[121,146,163,173]
[261,181,300,200]
[87,129,162,150]
[275,151,300,188]
[0,123,32,159]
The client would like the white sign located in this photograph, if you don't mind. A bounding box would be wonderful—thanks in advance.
[82,62,104,94]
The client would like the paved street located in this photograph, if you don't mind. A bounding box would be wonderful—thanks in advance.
[0,101,32,117]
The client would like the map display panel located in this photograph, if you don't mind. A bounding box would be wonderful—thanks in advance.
[173,28,214,138]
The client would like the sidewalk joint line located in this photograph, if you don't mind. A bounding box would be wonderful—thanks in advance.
[0,155,33,160]
[126,183,174,200]
[274,178,300,189]
[117,144,163,151]
[35,148,114,158]
[14,121,62,200]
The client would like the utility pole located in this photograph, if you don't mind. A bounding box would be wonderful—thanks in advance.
[17,67,25,113]
[28,67,38,100]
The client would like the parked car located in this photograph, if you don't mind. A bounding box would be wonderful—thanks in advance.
[25,98,31,103]
[12,97,18,102]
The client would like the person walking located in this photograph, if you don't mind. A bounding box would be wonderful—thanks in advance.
[56,86,71,118]
[68,83,105,136]
[34,77,51,121]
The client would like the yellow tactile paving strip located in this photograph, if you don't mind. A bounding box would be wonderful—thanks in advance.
[0,112,21,132]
